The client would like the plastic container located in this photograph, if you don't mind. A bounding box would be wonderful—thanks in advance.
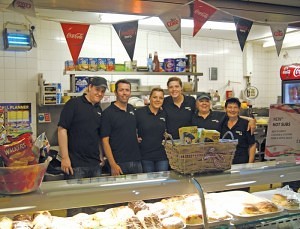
[0,158,51,195]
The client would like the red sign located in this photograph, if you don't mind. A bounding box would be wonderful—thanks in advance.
[280,64,300,80]
[61,23,90,65]
[193,0,216,37]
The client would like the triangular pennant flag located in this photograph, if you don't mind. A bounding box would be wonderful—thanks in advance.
[7,0,35,17]
[233,16,253,51]
[270,23,288,56]
[193,0,217,37]
[159,10,181,47]
[113,21,138,61]
[61,23,90,65]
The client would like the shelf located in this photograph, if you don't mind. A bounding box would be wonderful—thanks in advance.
[64,71,203,76]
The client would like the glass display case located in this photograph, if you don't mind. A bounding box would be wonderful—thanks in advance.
[0,161,300,228]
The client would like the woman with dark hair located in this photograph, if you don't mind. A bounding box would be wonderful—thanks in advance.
[220,97,256,164]
[135,88,169,172]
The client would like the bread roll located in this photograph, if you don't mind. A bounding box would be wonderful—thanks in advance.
[256,201,279,213]
[272,194,287,204]
[242,203,261,215]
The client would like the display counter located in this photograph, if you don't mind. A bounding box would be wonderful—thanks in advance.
[0,161,299,227]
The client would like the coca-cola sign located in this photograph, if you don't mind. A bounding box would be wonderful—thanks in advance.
[280,64,300,80]
[66,33,84,40]
[166,17,180,31]
[13,0,32,9]
[273,29,285,41]
[61,23,90,65]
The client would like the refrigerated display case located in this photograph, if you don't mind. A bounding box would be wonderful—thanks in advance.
[280,64,300,104]
[0,161,300,228]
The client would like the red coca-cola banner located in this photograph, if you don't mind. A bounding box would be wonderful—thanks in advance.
[61,23,90,65]
[280,64,300,81]
[193,0,216,37]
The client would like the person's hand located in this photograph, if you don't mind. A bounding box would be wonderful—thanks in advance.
[100,157,106,167]
[110,163,123,176]
[247,118,257,135]
[61,156,73,175]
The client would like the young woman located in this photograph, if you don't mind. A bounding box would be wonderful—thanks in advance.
[136,88,169,172]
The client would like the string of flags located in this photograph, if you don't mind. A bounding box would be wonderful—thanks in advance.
[7,0,295,64]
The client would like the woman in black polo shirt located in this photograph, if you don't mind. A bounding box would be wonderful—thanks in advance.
[220,98,256,164]
[136,88,168,172]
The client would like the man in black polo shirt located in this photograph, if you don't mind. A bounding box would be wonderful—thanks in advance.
[58,77,107,179]
[101,79,142,176]
[163,77,195,139]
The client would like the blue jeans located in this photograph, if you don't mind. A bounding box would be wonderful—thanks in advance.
[118,161,143,174]
[65,164,102,180]
[142,160,169,173]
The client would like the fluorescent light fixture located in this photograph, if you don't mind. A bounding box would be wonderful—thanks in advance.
[3,28,32,51]
[99,13,235,31]
[100,178,167,187]
[226,181,257,187]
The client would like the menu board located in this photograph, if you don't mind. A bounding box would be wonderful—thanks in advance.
[265,104,300,162]
[0,103,32,141]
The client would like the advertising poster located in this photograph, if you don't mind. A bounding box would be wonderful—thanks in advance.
[0,103,32,141]
[265,104,300,162]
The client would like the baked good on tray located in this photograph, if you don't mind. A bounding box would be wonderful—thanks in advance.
[272,193,299,209]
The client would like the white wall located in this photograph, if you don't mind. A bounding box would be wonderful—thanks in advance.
[1,11,299,136]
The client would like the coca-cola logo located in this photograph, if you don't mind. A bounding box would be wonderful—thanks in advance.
[273,29,284,41]
[13,0,32,9]
[66,33,84,40]
[194,9,209,20]
[293,68,300,77]
[166,17,180,31]
[237,25,249,33]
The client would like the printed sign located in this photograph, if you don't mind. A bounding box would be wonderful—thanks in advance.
[233,16,253,51]
[265,104,300,162]
[159,11,181,47]
[270,23,288,56]
[7,0,35,16]
[61,23,90,65]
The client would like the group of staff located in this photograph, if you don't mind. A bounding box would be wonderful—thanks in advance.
[58,76,256,180]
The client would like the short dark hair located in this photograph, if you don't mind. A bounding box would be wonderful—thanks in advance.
[150,88,164,97]
[225,97,241,108]
[167,77,182,87]
[115,79,131,91]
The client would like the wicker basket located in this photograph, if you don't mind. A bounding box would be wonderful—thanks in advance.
[165,139,237,175]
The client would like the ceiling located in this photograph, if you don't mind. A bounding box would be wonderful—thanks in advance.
[1,0,300,42]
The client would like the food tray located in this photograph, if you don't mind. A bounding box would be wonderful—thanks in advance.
[252,189,300,212]
[164,140,236,174]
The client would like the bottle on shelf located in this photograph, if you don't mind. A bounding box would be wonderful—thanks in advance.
[147,53,153,72]
[152,51,160,72]
[212,90,220,105]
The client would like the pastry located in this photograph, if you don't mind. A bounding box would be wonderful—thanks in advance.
[12,214,32,222]
[242,203,261,215]
[148,202,173,219]
[128,200,149,214]
[272,193,287,204]
[144,214,162,229]
[105,206,135,223]
[12,220,33,229]
[0,217,13,229]
[126,216,144,229]
[185,213,203,225]
[256,201,279,213]
[32,211,51,219]
[32,214,52,229]
[161,216,185,229]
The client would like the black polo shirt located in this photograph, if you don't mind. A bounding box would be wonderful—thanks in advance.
[220,117,256,164]
[191,110,225,131]
[58,95,102,167]
[135,106,167,161]
[163,95,196,139]
[101,103,141,163]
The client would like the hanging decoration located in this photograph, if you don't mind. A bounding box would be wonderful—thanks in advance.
[233,16,253,51]
[193,0,217,37]
[113,21,139,61]
[7,0,35,17]
[61,23,90,65]
[270,23,288,56]
[159,10,182,48]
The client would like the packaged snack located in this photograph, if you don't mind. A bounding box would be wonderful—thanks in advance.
[178,126,198,144]
[199,129,220,143]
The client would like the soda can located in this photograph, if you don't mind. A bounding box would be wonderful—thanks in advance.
[186,54,197,72]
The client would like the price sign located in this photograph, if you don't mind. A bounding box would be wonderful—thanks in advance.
[265,104,300,162]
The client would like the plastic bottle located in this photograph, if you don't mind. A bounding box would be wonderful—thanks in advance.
[147,53,153,72]
[152,51,160,72]
[212,90,220,105]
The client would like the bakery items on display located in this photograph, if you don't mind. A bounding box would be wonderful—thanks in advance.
[12,220,33,229]
[12,214,32,222]
[0,217,13,229]
[144,214,162,229]
[148,202,174,219]
[242,203,261,215]
[126,216,144,229]
[272,193,299,209]
[32,214,52,229]
[161,216,185,229]
[128,200,150,214]
[256,201,279,213]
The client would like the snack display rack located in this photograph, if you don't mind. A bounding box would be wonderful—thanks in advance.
[0,161,299,228]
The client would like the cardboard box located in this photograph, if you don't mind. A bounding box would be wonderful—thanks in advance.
[71,76,89,93]
[97,58,107,71]
[77,57,89,71]
[88,58,98,71]
[65,60,75,71]
[178,126,198,144]
[199,129,220,143]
